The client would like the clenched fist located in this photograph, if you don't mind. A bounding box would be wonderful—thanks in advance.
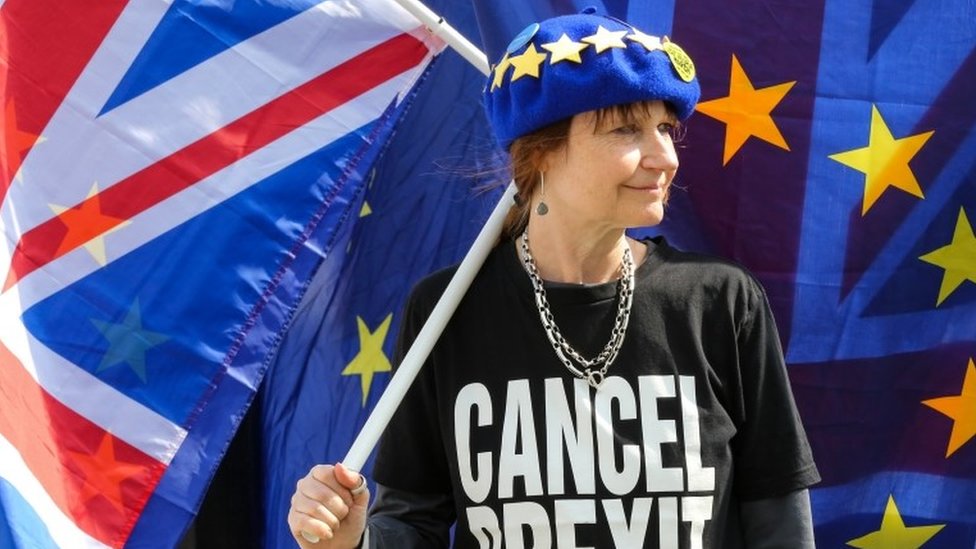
[288,463,370,548]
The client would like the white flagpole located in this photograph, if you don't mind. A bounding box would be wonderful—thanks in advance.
[342,0,512,471]
[390,0,491,76]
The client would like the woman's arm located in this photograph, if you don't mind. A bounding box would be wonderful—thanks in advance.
[362,483,455,548]
[739,489,815,549]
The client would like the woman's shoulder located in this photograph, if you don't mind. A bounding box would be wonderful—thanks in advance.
[404,263,457,314]
[645,236,766,299]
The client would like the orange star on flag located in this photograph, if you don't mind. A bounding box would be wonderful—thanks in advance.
[68,434,147,513]
[2,99,43,184]
[923,358,976,457]
[829,105,933,215]
[696,54,795,165]
[50,184,130,264]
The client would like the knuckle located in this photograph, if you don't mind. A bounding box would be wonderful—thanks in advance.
[310,464,334,482]
[316,505,340,528]
[314,521,334,540]
[327,494,349,515]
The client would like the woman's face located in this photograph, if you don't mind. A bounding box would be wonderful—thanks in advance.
[540,100,679,231]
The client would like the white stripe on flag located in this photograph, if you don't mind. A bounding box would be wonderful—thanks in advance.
[0,434,111,549]
[2,0,426,240]
[0,312,185,464]
[4,69,421,310]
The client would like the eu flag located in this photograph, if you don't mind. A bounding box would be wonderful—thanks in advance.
[266,0,975,547]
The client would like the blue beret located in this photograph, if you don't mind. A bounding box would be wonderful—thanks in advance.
[484,9,701,150]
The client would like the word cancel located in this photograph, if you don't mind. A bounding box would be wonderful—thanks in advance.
[453,375,718,549]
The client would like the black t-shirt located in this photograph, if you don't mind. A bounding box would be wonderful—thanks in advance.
[372,237,819,548]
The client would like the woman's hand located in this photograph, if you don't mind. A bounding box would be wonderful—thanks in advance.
[288,462,371,548]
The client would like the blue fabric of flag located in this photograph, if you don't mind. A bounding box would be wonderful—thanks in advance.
[102,0,321,114]
[258,1,502,546]
[125,90,428,545]
[0,479,57,549]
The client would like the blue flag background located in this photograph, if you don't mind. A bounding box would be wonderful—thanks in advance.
[264,0,976,548]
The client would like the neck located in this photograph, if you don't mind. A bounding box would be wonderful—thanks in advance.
[524,217,641,284]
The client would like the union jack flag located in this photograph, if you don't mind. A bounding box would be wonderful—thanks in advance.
[0,0,440,546]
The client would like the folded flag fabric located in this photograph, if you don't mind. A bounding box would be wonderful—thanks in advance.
[0,1,440,547]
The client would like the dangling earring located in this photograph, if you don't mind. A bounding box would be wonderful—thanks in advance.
[536,171,549,216]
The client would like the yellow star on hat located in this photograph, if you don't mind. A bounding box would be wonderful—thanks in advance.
[627,29,662,51]
[581,25,628,53]
[541,33,589,64]
[491,53,511,91]
[509,43,548,81]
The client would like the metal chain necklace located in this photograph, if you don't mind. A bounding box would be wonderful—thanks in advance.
[518,232,635,389]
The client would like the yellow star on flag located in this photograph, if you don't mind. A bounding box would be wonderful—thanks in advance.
[509,44,548,82]
[581,25,628,53]
[541,33,588,64]
[341,314,393,405]
[491,53,511,91]
[360,201,372,217]
[695,54,795,166]
[922,358,976,457]
[829,105,934,215]
[919,207,976,306]
[847,495,944,548]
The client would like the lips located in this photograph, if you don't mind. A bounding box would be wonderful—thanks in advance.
[623,185,665,192]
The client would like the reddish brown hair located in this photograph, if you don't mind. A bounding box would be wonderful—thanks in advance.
[502,118,572,239]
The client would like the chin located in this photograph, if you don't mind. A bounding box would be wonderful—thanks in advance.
[634,205,665,228]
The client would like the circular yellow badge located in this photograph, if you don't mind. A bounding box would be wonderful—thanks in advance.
[662,42,696,82]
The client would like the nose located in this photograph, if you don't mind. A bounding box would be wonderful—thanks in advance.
[640,131,679,173]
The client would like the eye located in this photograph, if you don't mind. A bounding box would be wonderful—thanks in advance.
[657,122,676,136]
[611,124,639,135]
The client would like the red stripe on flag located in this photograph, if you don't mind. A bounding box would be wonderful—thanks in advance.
[0,341,166,547]
[4,32,429,291]
[0,0,129,204]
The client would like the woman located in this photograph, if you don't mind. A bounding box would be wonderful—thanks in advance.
[288,9,819,548]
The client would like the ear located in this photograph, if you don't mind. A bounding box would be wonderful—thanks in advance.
[532,148,550,173]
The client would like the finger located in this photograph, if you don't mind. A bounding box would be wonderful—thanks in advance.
[308,464,336,486]
[335,463,370,505]
[292,491,345,527]
[288,508,333,544]
[297,473,352,510]
[334,462,361,490]
[307,464,358,507]
[297,487,350,519]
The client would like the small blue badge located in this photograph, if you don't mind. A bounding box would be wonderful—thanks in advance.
[506,22,540,54]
